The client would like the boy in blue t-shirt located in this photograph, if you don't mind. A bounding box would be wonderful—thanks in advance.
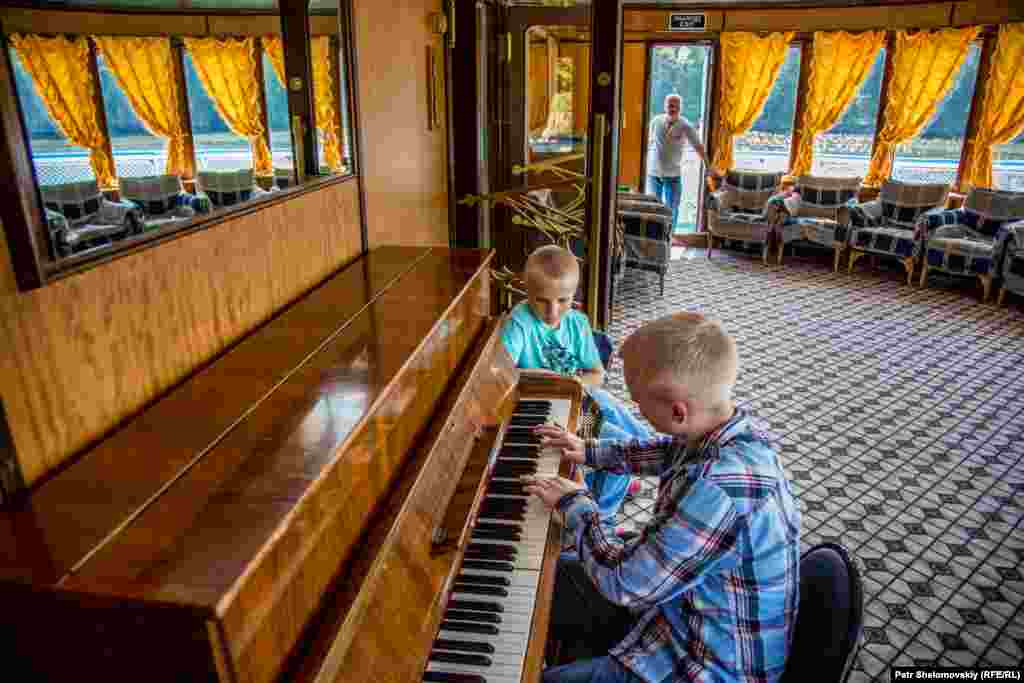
[500,245,651,522]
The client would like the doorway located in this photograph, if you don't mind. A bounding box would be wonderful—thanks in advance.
[644,43,713,234]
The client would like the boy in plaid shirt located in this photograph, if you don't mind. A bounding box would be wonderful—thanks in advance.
[526,313,801,683]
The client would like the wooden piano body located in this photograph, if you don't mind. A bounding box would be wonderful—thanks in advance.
[1,246,580,683]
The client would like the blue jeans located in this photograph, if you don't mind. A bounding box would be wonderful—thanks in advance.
[647,175,681,230]
[584,387,652,522]
[543,657,643,683]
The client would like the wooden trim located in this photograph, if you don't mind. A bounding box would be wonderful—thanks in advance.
[705,37,722,194]
[698,39,717,230]
[86,39,116,190]
[788,38,814,174]
[338,0,367,252]
[444,3,457,248]
[0,33,48,290]
[451,0,485,249]
[0,396,26,507]
[954,30,995,192]
[639,41,652,185]
[172,42,197,182]
[253,36,274,167]
[279,0,317,180]
[868,31,897,185]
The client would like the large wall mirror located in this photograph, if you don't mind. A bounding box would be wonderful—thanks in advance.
[0,0,358,289]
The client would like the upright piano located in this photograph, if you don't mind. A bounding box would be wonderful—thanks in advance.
[1,246,581,683]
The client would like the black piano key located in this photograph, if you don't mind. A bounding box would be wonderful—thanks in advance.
[440,619,502,634]
[504,429,540,441]
[452,583,509,597]
[471,528,521,542]
[434,639,496,655]
[492,463,537,474]
[475,508,525,522]
[456,573,511,587]
[467,542,517,555]
[423,672,486,683]
[509,416,547,426]
[472,522,522,532]
[444,609,502,624]
[449,599,504,613]
[497,452,539,462]
[515,399,551,409]
[486,482,528,496]
[460,559,515,572]
[429,652,493,667]
[482,495,526,506]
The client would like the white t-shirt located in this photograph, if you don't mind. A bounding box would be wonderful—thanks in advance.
[646,114,701,178]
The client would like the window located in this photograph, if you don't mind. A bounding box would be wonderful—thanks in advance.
[892,44,981,186]
[992,129,1024,192]
[10,48,95,187]
[96,54,166,180]
[733,45,801,173]
[183,52,255,173]
[812,49,886,178]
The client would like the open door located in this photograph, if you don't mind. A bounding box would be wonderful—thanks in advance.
[472,0,622,330]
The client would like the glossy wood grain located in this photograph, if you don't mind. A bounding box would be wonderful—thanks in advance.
[623,10,724,33]
[354,0,449,248]
[32,249,491,683]
[618,43,646,191]
[0,180,362,489]
[723,3,952,31]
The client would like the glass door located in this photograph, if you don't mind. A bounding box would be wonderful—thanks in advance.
[644,43,712,234]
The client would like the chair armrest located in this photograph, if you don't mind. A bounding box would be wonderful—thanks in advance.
[849,199,883,228]
[915,207,963,240]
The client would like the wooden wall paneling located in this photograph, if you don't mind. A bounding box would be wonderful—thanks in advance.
[617,42,646,191]
[0,38,47,291]
[955,30,997,192]
[309,15,338,36]
[354,0,449,248]
[0,221,18,296]
[207,15,282,36]
[624,9,724,33]
[953,1,1024,26]
[0,9,208,36]
[723,4,953,32]
[528,42,550,133]
[566,44,592,137]
[0,180,363,487]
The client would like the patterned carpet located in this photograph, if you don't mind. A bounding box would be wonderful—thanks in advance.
[603,246,1024,679]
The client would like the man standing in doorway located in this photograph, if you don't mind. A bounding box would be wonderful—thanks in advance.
[647,93,711,231]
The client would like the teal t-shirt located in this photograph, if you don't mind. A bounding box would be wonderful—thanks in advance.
[500,302,602,376]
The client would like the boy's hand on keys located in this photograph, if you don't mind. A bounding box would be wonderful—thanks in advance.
[522,475,585,510]
[533,424,585,464]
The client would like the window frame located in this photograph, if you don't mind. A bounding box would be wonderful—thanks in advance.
[0,1,360,291]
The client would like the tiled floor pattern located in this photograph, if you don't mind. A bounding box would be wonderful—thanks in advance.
[602,247,1024,680]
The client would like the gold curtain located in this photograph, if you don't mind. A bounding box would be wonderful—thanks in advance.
[93,36,194,179]
[960,24,1024,190]
[864,26,980,187]
[791,30,886,176]
[183,36,271,175]
[262,35,344,171]
[10,34,116,188]
[712,31,796,174]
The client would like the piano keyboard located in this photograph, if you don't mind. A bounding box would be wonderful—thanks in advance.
[423,397,571,683]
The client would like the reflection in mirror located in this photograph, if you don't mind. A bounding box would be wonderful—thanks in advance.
[526,25,590,167]
[5,6,295,264]
[310,0,355,178]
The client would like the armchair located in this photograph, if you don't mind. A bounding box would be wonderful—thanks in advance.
[769,176,861,271]
[706,170,784,264]
[916,188,1024,302]
[196,169,272,209]
[995,219,1024,306]
[40,180,140,257]
[119,175,209,232]
[847,179,949,284]
[617,192,673,295]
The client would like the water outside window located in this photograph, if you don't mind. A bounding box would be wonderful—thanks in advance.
[811,49,885,179]
[646,44,711,233]
[732,45,802,174]
[9,48,95,187]
[892,44,981,186]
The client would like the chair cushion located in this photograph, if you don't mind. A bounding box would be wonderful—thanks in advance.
[781,544,862,683]
[960,188,1024,240]
[792,176,861,222]
[40,180,103,225]
[925,236,994,275]
[723,170,784,213]
[119,175,186,216]
[782,217,846,247]
[197,170,257,207]
[851,226,917,257]
[879,179,949,228]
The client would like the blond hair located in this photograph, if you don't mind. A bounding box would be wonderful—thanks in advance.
[524,244,579,287]
[622,312,738,408]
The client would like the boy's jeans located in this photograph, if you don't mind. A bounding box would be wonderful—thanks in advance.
[584,387,651,522]
[543,657,643,683]
[646,174,682,230]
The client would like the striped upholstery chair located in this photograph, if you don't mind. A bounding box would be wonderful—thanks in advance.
[617,192,672,295]
[706,170,783,264]
[847,180,950,284]
[119,175,209,231]
[40,180,140,256]
[916,188,1024,302]
[995,219,1024,306]
[770,176,861,271]
[196,169,271,208]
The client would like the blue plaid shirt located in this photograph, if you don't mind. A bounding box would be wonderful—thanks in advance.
[560,408,801,682]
